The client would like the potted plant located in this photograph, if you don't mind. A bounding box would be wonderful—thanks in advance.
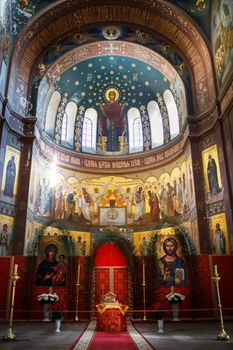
[166,291,185,321]
[52,311,64,333]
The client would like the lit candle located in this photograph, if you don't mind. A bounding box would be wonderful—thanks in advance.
[214,264,218,275]
[13,264,18,275]
[142,259,145,283]
[77,261,80,284]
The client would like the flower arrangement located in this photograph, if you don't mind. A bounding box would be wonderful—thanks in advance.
[37,293,59,304]
[166,292,185,304]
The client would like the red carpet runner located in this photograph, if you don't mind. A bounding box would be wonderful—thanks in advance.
[88,331,138,350]
[71,320,155,350]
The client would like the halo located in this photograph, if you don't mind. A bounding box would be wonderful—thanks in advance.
[105,88,119,102]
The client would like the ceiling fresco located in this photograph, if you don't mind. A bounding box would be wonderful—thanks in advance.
[49,55,173,109]
[33,26,191,112]
[10,0,211,40]
[36,41,187,124]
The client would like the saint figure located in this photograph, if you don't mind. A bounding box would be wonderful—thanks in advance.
[99,89,126,152]
[3,155,16,197]
[214,223,226,255]
[207,154,220,196]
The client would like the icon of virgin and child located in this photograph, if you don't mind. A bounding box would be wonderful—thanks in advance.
[36,244,67,287]
[99,88,126,152]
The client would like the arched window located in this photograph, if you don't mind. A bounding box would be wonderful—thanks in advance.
[147,101,164,148]
[128,108,143,153]
[82,117,92,148]
[61,112,68,142]
[45,91,61,138]
[65,101,77,147]
[82,108,97,153]
[163,90,179,139]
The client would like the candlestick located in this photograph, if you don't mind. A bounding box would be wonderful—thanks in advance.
[13,264,18,275]
[211,266,229,341]
[142,259,147,321]
[3,266,20,340]
[75,261,81,322]
[142,259,145,283]
[77,261,80,284]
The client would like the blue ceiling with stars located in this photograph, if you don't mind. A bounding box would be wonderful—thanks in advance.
[56,55,170,109]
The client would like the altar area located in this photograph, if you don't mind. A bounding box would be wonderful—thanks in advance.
[96,292,129,331]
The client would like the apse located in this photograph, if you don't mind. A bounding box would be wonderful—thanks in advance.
[36,41,187,157]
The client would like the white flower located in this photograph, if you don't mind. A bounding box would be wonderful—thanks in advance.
[37,293,59,304]
[166,292,185,303]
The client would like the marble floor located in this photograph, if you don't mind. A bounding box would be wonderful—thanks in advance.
[0,320,232,350]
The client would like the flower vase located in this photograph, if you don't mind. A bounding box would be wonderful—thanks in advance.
[171,303,180,321]
[157,319,164,333]
[54,319,61,333]
[43,303,50,322]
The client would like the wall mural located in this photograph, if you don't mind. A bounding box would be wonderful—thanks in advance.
[0,145,21,205]
[70,231,90,256]
[133,227,175,256]
[201,144,223,204]
[0,0,11,96]
[36,236,69,287]
[25,219,44,256]
[29,154,195,228]
[208,212,229,255]
[213,0,233,87]
[0,214,14,256]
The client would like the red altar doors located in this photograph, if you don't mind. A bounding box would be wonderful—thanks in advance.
[94,243,129,305]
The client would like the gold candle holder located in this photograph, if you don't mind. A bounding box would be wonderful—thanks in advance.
[211,264,229,341]
[3,264,20,341]
[75,261,81,322]
[142,259,147,321]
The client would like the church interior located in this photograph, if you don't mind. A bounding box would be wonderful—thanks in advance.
[0,0,233,349]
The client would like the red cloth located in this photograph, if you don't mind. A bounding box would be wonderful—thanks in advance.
[96,304,128,331]
[100,102,125,136]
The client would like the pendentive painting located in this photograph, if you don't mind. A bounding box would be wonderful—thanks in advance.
[157,235,187,287]
[202,144,223,204]
[212,0,233,87]
[36,236,69,287]
[0,145,21,204]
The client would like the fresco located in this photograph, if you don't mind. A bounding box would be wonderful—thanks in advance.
[157,235,187,286]
[0,145,21,204]
[213,0,233,87]
[183,219,200,254]
[70,231,90,256]
[202,144,223,204]
[133,231,153,256]
[0,214,14,256]
[0,0,11,95]
[133,227,176,256]
[28,146,196,228]
[208,212,229,255]
[36,236,69,287]
[25,220,45,256]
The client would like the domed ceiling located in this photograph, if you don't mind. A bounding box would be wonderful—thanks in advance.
[36,40,186,157]
[51,56,175,109]
[11,0,211,39]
